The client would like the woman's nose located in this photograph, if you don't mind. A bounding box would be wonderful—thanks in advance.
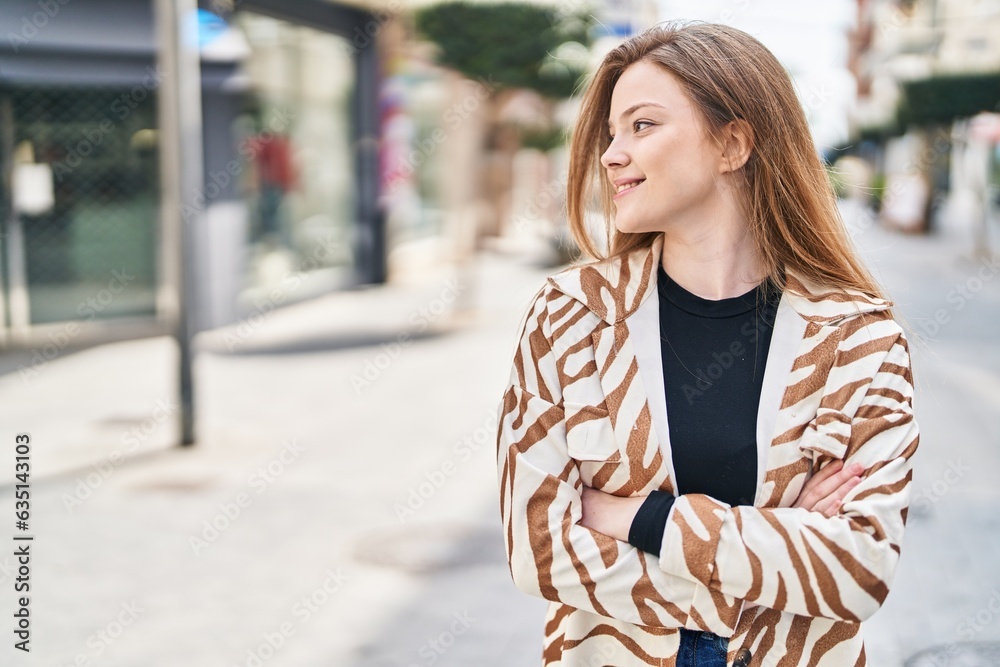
[600,137,629,169]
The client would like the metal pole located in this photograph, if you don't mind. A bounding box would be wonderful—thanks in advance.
[354,32,385,285]
[154,0,204,446]
[0,94,31,345]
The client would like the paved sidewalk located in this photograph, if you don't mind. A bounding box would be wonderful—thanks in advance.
[1,248,552,667]
[0,214,998,667]
[840,201,1000,665]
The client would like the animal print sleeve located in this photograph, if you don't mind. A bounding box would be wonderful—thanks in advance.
[497,285,743,634]
[658,318,918,622]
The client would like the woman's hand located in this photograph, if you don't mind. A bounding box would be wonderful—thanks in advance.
[579,486,646,542]
[793,460,864,517]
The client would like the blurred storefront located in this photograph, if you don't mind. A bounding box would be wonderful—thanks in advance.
[0,0,386,348]
[0,0,165,346]
[847,0,1000,241]
[213,1,385,322]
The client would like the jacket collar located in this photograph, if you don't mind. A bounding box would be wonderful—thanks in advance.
[547,232,892,326]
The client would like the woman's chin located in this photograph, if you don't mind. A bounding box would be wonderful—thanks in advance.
[614,216,658,235]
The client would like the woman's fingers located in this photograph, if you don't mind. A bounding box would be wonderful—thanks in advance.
[798,461,864,511]
[793,459,842,509]
[794,460,866,514]
[813,498,841,518]
[812,475,863,516]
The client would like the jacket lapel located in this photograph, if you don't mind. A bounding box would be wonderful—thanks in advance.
[591,317,673,494]
[546,234,688,496]
[626,284,677,492]
[752,292,808,505]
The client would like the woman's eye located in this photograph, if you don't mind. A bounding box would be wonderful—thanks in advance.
[634,120,653,132]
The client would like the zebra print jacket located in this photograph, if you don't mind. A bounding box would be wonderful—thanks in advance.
[496,233,919,666]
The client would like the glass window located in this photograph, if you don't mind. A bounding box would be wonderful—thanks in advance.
[1,87,159,325]
[233,12,356,302]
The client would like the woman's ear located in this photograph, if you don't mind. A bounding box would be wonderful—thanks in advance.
[718,119,754,174]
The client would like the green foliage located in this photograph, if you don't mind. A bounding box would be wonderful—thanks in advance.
[520,126,568,151]
[870,171,886,211]
[414,2,593,99]
[898,72,1000,127]
[826,164,847,199]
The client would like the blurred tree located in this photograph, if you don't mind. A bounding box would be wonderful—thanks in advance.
[883,72,1000,234]
[414,2,593,240]
[898,72,1000,127]
[415,2,592,99]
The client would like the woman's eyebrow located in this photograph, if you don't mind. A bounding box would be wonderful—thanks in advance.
[607,102,666,129]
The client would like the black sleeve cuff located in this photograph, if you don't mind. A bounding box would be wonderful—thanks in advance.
[628,490,676,557]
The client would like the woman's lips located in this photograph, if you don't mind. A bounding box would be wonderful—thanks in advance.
[613,180,644,200]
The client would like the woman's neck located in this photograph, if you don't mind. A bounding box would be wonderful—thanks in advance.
[659,211,765,301]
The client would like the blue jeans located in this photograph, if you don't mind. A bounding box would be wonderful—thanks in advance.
[677,628,729,667]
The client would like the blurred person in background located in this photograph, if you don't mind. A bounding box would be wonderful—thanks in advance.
[247,121,297,247]
[496,22,919,667]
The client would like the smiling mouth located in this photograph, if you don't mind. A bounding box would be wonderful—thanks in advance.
[614,180,644,197]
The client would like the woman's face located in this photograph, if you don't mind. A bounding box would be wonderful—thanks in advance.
[601,61,725,234]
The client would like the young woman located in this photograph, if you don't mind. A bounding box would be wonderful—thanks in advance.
[495,23,918,667]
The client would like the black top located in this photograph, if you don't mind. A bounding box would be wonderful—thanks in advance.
[628,265,782,557]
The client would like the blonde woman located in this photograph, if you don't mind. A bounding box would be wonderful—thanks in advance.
[495,23,918,667]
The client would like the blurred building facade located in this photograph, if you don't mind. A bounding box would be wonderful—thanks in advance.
[848,0,1000,238]
[851,0,1000,129]
[0,0,388,349]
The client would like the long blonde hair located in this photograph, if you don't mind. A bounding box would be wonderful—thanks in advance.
[567,22,884,299]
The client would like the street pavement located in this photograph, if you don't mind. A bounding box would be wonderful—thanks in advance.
[0,209,998,667]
